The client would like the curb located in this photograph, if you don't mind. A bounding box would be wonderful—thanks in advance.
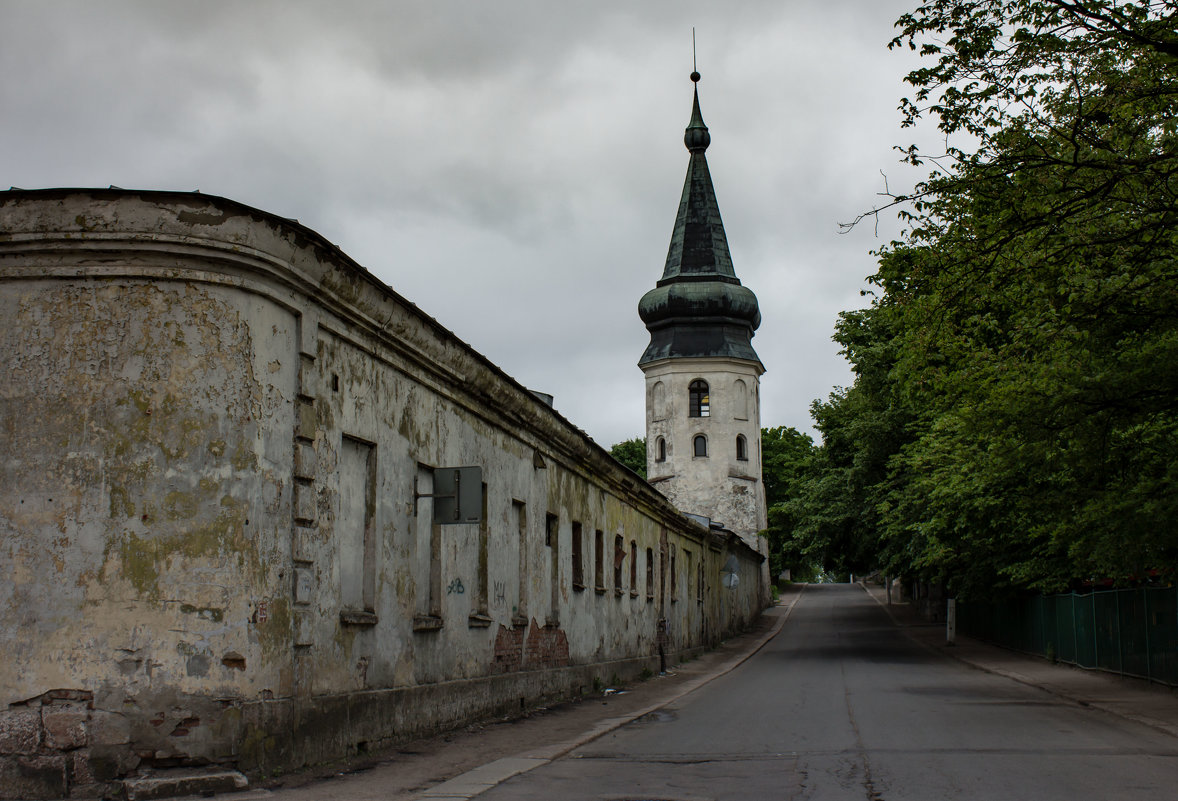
[415,588,805,799]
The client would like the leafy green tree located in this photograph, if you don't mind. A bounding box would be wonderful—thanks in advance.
[833,0,1178,595]
[760,427,820,580]
[799,298,921,582]
[609,437,646,478]
[761,426,816,508]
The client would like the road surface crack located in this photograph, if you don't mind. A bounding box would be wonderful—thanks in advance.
[842,660,884,801]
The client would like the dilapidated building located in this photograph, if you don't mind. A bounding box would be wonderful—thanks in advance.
[0,193,763,797]
[0,78,770,800]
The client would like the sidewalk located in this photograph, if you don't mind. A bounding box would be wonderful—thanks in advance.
[201,585,804,801]
[859,581,1178,740]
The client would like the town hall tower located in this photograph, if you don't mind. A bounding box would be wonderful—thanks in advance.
[639,72,767,550]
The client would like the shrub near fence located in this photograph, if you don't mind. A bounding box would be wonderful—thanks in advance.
[957,587,1178,686]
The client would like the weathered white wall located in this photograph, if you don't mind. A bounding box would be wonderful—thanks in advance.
[0,190,765,800]
[642,357,768,548]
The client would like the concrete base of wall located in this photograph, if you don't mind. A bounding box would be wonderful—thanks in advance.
[0,650,702,799]
[237,652,673,777]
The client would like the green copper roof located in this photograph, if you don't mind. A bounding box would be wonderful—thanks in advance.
[660,86,734,285]
[639,74,762,369]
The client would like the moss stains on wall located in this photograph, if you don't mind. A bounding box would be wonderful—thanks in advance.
[1,274,295,724]
[0,193,766,798]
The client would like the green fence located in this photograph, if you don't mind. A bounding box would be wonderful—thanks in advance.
[957,587,1178,686]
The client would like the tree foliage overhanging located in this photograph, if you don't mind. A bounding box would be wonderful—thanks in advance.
[772,0,1178,597]
[609,437,647,479]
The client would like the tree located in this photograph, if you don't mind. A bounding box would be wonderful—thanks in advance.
[760,427,821,581]
[609,437,646,478]
[832,0,1178,595]
[761,426,816,508]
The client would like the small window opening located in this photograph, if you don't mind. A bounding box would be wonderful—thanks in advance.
[736,434,748,461]
[693,435,708,458]
[656,436,666,463]
[545,513,557,547]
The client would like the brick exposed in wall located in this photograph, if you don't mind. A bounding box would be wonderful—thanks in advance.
[492,625,524,673]
[493,620,570,673]
[524,620,570,669]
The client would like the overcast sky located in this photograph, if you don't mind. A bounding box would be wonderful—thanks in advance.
[1,1,939,447]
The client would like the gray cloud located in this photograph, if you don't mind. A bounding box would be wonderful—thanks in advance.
[1,0,936,446]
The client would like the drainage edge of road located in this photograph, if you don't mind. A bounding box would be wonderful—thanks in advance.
[859,582,1178,742]
[414,586,807,800]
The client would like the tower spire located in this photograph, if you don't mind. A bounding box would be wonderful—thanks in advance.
[637,70,762,368]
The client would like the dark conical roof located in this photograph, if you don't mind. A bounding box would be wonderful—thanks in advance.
[638,74,762,369]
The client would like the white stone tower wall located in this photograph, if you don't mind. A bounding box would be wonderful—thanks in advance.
[643,357,766,547]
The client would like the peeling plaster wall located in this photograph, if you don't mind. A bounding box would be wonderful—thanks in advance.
[0,190,765,799]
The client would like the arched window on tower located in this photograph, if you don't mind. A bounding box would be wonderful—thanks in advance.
[688,380,710,418]
[693,434,708,457]
[655,436,666,462]
[736,434,748,461]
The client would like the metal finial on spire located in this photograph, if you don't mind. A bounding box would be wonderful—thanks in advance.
[684,31,709,153]
[691,28,700,83]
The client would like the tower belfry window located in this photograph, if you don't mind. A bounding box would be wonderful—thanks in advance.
[689,380,710,418]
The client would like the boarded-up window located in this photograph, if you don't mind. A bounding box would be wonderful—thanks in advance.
[646,547,655,600]
[594,530,605,592]
[630,540,638,596]
[614,534,624,594]
[572,521,584,590]
[547,513,560,623]
[339,436,376,612]
[513,501,527,623]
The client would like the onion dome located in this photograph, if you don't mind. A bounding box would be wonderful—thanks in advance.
[638,73,762,368]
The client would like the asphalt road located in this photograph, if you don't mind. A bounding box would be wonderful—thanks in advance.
[474,583,1178,800]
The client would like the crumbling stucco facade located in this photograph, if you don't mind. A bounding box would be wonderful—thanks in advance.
[0,189,765,799]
